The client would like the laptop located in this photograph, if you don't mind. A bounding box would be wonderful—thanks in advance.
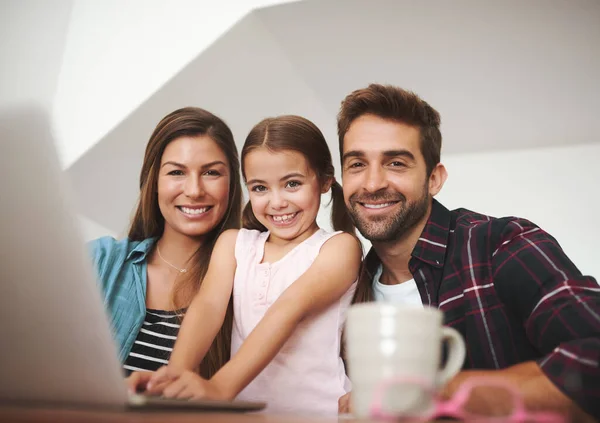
[0,106,265,412]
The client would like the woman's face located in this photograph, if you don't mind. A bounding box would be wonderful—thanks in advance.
[157,135,231,240]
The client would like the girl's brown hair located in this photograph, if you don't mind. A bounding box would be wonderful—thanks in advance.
[128,107,242,378]
[240,115,354,235]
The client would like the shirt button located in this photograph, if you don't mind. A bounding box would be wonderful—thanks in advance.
[261,280,267,287]
[258,293,264,300]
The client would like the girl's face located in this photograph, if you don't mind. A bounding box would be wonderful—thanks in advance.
[157,135,231,240]
[244,148,326,244]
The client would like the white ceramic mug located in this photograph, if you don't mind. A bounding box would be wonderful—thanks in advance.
[345,304,466,418]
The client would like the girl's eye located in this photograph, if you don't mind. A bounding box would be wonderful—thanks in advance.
[286,180,301,189]
[251,185,267,193]
[167,170,184,176]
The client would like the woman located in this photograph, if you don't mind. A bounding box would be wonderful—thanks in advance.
[89,107,242,379]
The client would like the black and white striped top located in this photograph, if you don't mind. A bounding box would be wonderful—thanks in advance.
[123,308,184,376]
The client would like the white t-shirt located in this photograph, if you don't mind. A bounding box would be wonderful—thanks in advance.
[372,265,422,306]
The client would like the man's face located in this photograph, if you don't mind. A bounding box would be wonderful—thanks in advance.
[341,114,431,242]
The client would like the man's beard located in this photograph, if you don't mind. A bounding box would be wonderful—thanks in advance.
[347,184,430,243]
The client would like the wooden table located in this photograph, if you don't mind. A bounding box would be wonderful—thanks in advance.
[0,405,380,423]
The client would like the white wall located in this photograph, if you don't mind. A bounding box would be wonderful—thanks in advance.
[0,0,110,240]
[52,0,298,168]
[0,0,72,110]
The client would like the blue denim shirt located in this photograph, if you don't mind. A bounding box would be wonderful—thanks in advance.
[88,236,157,363]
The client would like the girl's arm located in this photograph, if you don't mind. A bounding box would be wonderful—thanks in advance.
[163,229,239,372]
[129,229,238,395]
[211,232,361,399]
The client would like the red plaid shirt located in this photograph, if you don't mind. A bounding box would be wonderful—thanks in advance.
[360,199,600,417]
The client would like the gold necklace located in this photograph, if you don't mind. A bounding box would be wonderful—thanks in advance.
[156,244,188,273]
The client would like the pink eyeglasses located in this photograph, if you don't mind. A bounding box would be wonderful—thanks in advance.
[369,376,566,422]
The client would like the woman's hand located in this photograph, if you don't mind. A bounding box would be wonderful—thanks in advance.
[125,366,180,396]
[143,365,181,395]
[160,370,229,400]
[125,371,156,394]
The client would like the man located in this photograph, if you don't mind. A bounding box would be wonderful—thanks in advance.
[337,83,600,420]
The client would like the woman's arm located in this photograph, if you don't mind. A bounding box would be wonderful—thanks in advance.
[210,233,361,399]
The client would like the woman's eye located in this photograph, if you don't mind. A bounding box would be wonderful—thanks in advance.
[251,185,267,192]
[286,180,301,189]
[167,170,184,176]
[204,169,221,176]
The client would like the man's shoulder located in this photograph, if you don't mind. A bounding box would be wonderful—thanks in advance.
[449,206,544,248]
[451,207,538,232]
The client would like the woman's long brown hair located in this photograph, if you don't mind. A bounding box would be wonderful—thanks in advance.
[128,107,242,378]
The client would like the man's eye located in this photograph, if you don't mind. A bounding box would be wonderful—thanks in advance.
[349,162,364,168]
[390,161,405,167]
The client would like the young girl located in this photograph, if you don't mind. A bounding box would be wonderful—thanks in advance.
[132,115,362,415]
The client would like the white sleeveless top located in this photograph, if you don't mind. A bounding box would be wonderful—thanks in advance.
[231,228,356,415]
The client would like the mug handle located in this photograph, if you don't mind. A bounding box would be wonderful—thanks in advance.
[437,327,466,386]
